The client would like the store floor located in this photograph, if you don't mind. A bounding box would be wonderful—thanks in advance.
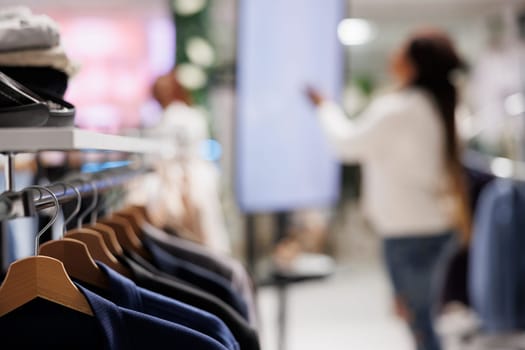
[255,259,489,350]
[253,202,524,350]
[256,261,414,350]
[255,204,418,350]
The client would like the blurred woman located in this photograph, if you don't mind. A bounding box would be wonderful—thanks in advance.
[306,29,470,350]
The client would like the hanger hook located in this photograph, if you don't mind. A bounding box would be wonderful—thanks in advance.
[76,179,98,228]
[54,181,82,237]
[95,170,121,217]
[25,185,60,256]
[91,172,109,223]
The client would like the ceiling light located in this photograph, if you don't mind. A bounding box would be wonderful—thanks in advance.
[186,37,215,67]
[175,63,207,90]
[173,0,206,16]
[337,18,375,46]
[491,157,514,178]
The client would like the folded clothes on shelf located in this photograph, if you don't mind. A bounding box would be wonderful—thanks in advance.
[0,12,60,52]
[0,5,77,128]
[0,45,79,77]
[0,6,33,21]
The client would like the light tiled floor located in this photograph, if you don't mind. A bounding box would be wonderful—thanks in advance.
[255,259,525,350]
[256,261,415,350]
[254,202,525,350]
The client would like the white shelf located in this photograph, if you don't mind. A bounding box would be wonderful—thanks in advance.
[0,127,173,154]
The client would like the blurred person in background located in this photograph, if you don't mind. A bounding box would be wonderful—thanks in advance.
[306,28,471,350]
[128,69,232,254]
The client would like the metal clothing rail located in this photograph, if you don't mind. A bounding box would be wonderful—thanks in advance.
[0,165,151,222]
[463,148,525,182]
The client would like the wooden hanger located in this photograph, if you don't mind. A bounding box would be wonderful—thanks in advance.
[78,183,150,259]
[73,182,129,258]
[65,229,132,278]
[0,185,94,317]
[83,222,123,256]
[98,215,152,260]
[38,181,112,286]
[113,208,145,240]
[39,238,109,290]
[128,204,152,224]
[0,256,94,317]
[59,179,134,273]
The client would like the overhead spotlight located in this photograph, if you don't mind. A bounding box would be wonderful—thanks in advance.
[173,0,207,16]
[175,63,207,90]
[186,37,215,68]
[491,157,514,178]
[337,18,375,46]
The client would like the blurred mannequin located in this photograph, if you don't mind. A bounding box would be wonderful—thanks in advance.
[129,70,231,254]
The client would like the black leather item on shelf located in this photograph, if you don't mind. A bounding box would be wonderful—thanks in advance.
[0,70,44,106]
[0,103,49,127]
[0,71,75,127]
[0,66,68,98]
[0,71,49,127]
[31,87,75,127]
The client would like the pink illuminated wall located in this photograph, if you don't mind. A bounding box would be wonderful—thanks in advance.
[49,11,175,133]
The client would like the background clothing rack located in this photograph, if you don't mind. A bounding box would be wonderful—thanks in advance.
[463,148,525,181]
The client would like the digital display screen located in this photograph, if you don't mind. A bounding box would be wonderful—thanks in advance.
[236,0,345,213]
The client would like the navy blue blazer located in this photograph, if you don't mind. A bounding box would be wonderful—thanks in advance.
[94,262,239,350]
[143,237,249,320]
[469,179,525,332]
[0,283,229,350]
[122,253,260,350]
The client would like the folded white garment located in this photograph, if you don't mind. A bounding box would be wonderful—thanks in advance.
[0,6,32,20]
[0,14,60,52]
[0,45,79,77]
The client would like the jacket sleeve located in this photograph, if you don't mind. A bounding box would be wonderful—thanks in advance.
[317,98,393,163]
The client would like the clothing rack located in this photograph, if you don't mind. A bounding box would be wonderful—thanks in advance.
[463,148,525,182]
[0,165,150,222]
[0,126,172,269]
[0,128,261,349]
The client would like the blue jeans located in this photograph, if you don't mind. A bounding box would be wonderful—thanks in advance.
[383,231,457,350]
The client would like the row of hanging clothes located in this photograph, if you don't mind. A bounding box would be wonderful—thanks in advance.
[437,148,525,348]
[466,150,525,333]
[0,166,260,350]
